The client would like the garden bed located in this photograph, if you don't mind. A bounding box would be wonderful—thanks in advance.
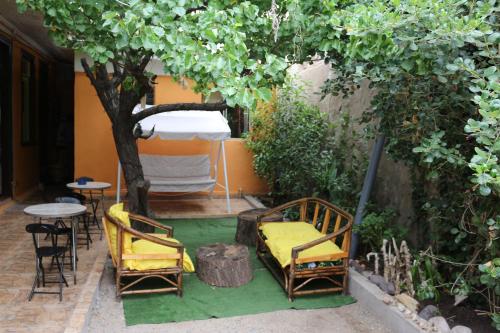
[421,296,497,333]
[351,260,497,333]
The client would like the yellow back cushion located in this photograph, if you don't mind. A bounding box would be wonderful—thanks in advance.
[260,222,345,267]
[105,203,133,265]
[260,221,322,239]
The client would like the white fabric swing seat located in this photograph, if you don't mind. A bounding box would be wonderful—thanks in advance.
[140,154,216,193]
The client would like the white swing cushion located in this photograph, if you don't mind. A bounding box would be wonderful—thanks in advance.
[139,154,216,192]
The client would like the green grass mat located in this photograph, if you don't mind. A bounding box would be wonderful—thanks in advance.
[122,218,355,325]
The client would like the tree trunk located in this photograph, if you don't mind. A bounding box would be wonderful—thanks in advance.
[80,58,226,233]
[112,108,153,233]
[196,243,253,287]
[80,59,155,232]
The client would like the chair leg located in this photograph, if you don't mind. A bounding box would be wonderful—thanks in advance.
[58,257,63,302]
[28,275,37,301]
[82,215,92,250]
[343,269,349,295]
[88,197,103,240]
[55,218,68,229]
[55,255,69,287]
[40,258,46,287]
[115,271,121,298]
[177,273,183,297]
[288,273,295,302]
[65,235,78,269]
[29,261,41,301]
[55,255,68,301]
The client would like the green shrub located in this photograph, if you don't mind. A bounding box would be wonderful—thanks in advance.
[479,258,500,330]
[353,208,406,252]
[246,80,366,210]
[411,254,445,302]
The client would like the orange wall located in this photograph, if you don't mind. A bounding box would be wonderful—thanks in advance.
[9,39,42,199]
[74,73,267,196]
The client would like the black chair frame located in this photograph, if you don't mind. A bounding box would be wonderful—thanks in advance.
[26,223,69,301]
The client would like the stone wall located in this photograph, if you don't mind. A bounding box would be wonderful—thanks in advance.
[289,62,416,238]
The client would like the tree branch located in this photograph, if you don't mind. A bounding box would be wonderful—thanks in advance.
[81,58,118,119]
[111,60,124,87]
[81,58,97,86]
[186,5,207,15]
[138,54,151,72]
[132,102,227,124]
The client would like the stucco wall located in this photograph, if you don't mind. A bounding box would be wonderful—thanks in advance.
[74,72,267,197]
[289,62,415,228]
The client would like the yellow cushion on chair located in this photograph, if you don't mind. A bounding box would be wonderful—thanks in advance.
[260,222,346,268]
[123,237,195,272]
[107,203,133,258]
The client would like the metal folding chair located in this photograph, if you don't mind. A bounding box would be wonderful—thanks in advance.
[26,223,69,301]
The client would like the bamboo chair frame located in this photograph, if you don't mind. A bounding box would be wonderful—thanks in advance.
[103,211,185,297]
[256,197,353,301]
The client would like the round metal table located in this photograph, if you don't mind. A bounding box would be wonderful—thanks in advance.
[67,181,111,238]
[24,203,87,284]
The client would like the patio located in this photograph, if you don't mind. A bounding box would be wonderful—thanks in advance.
[0,195,390,333]
[0,199,107,333]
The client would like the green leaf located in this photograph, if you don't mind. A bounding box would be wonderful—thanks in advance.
[255,87,272,101]
[173,7,186,16]
[437,76,447,83]
[483,66,497,77]
[152,26,165,37]
[401,60,413,72]
[479,185,491,196]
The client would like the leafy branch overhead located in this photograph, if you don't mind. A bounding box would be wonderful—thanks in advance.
[17,0,499,196]
[298,0,499,198]
[17,0,287,110]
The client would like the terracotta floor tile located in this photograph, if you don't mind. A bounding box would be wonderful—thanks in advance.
[0,199,107,332]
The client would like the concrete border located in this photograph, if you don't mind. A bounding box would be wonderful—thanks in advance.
[349,268,426,333]
[63,248,108,333]
[243,195,266,209]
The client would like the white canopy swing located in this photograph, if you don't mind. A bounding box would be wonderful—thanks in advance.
[116,109,232,213]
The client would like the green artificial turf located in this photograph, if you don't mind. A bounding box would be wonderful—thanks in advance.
[122,218,355,325]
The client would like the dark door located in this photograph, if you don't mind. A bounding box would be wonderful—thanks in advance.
[0,39,12,197]
[38,61,49,185]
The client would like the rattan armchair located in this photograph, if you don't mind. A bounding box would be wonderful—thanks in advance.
[256,197,353,301]
[103,211,187,297]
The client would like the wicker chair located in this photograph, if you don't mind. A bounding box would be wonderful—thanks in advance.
[103,210,190,297]
[256,197,353,301]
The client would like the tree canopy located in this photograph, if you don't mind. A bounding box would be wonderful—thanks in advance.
[17,1,498,195]
[291,0,499,197]
[17,0,291,110]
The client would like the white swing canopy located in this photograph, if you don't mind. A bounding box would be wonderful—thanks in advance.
[138,110,231,141]
[116,108,232,212]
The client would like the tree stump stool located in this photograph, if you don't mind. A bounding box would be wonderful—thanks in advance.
[196,243,252,287]
[235,208,283,246]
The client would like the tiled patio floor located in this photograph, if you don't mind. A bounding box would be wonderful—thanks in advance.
[149,196,254,218]
[0,196,257,332]
[0,202,107,333]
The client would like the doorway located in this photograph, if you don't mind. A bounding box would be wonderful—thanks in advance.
[0,39,12,197]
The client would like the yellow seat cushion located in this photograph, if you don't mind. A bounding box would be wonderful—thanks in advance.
[106,203,132,261]
[260,222,345,267]
[123,238,195,272]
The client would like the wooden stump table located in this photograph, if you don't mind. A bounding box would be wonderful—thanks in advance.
[235,208,283,246]
[196,243,252,287]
